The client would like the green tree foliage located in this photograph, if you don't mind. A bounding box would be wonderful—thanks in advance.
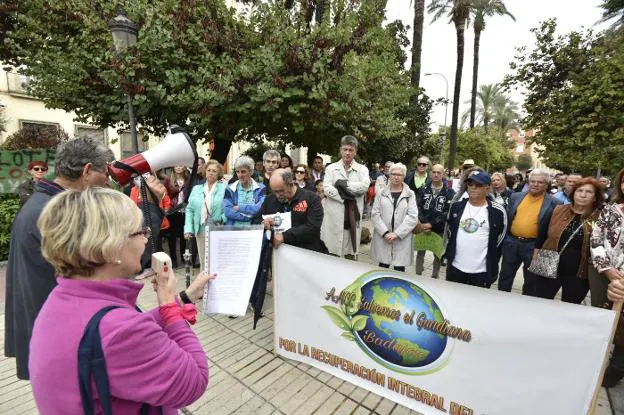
[0,125,69,150]
[516,153,533,171]
[0,0,430,163]
[0,194,19,260]
[599,0,624,30]
[439,127,514,170]
[504,19,624,174]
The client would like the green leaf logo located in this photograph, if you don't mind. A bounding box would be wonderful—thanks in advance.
[351,315,368,331]
[321,305,351,331]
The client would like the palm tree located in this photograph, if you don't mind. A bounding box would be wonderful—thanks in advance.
[598,0,624,30]
[491,94,520,134]
[410,0,426,91]
[428,0,471,171]
[461,82,502,132]
[469,0,514,129]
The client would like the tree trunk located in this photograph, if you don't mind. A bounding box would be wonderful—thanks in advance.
[469,29,481,130]
[410,0,425,98]
[448,20,465,172]
[210,138,232,165]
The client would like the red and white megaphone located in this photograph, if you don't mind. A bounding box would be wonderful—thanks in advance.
[108,126,198,186]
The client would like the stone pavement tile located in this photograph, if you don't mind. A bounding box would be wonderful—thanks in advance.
[221,347,268,369]
[373,398,397,415]
[275,376,325,413]
[352,404,376,415]
[349,387,370,404]
[361,392,383,411]
[327,396,359,414]
[316,371,333,383]
[196,380,257,413]
[608,383,624,414]
[259,363,307,399]
[269,369,316,407]
[234,353,276,378]
[338,380,357,396]
[240,357,283,386]
[390,404,419,415]
[290,384,335,415]
[234,395,277,415]
[327,376,344,389]
[7,397,38,414]
[311,390,349,414]
[248,361,296,394]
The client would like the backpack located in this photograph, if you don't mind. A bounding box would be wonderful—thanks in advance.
[78,305,163,415]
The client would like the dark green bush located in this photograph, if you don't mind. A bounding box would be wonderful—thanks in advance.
[0,194,20,261]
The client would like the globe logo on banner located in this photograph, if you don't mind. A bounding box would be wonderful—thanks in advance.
[356,277,447,369]
[323,271,471,375]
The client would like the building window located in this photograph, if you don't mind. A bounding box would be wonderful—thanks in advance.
[6,72,33,96]
[120,132,148,158]
[20,121,61,136]
[75,125,107,144]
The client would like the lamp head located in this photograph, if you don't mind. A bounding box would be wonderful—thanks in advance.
[108,13,138,52]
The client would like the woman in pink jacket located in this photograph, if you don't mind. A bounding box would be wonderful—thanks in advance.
[30,187,213,414]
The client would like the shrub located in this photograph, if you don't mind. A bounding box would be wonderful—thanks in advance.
[0,124,68,150]
[0,194,20,261]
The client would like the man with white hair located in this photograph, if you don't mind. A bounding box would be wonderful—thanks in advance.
[321,135,370,259]
[498,168,562,294]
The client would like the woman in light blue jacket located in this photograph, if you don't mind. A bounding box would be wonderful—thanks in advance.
[184,160,227,270]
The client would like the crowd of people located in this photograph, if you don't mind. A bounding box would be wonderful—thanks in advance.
[5,133,624,414]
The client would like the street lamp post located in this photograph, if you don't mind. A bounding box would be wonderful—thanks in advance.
[425,72,449,166]
[108,13,140,155]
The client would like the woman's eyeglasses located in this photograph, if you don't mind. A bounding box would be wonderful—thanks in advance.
[295,170,306,174]
[129,227,152,239]
[32,167,48,172]
[417,163,428,167]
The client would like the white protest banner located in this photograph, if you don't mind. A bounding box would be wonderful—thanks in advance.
[273,246,616,414]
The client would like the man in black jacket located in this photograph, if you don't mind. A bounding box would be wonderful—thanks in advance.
[4,137,114,380]
[445,171,507,288]
[261,168,324,252]
[415,164,455,278]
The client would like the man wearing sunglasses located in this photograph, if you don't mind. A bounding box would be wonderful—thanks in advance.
[16,161,49,206]
[405,156,432,194]
[4,137,114,380]
[445,171,507,288]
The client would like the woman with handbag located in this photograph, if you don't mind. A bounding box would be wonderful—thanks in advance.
[591,167,624,387]
[531,177,604,303]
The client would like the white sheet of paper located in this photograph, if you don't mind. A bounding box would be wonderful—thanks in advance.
[262,212,292,233]
[203,228,263,316]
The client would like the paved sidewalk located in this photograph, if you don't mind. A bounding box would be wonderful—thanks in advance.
[0,235,617,414]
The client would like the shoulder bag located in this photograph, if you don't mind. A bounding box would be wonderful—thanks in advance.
[527,222,584,279]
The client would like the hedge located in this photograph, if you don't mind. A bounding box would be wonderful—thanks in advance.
[0,194,20,261]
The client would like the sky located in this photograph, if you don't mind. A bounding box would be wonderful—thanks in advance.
[384,0,607,130]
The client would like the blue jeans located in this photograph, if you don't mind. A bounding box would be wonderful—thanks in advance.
[497,235,537,295]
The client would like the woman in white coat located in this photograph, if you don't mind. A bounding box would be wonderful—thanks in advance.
[371,163,419,271]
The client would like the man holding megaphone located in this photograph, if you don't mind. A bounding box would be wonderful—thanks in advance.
[4,126,198,381]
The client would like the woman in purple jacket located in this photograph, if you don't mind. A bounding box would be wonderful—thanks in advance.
[30,187,213,414]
